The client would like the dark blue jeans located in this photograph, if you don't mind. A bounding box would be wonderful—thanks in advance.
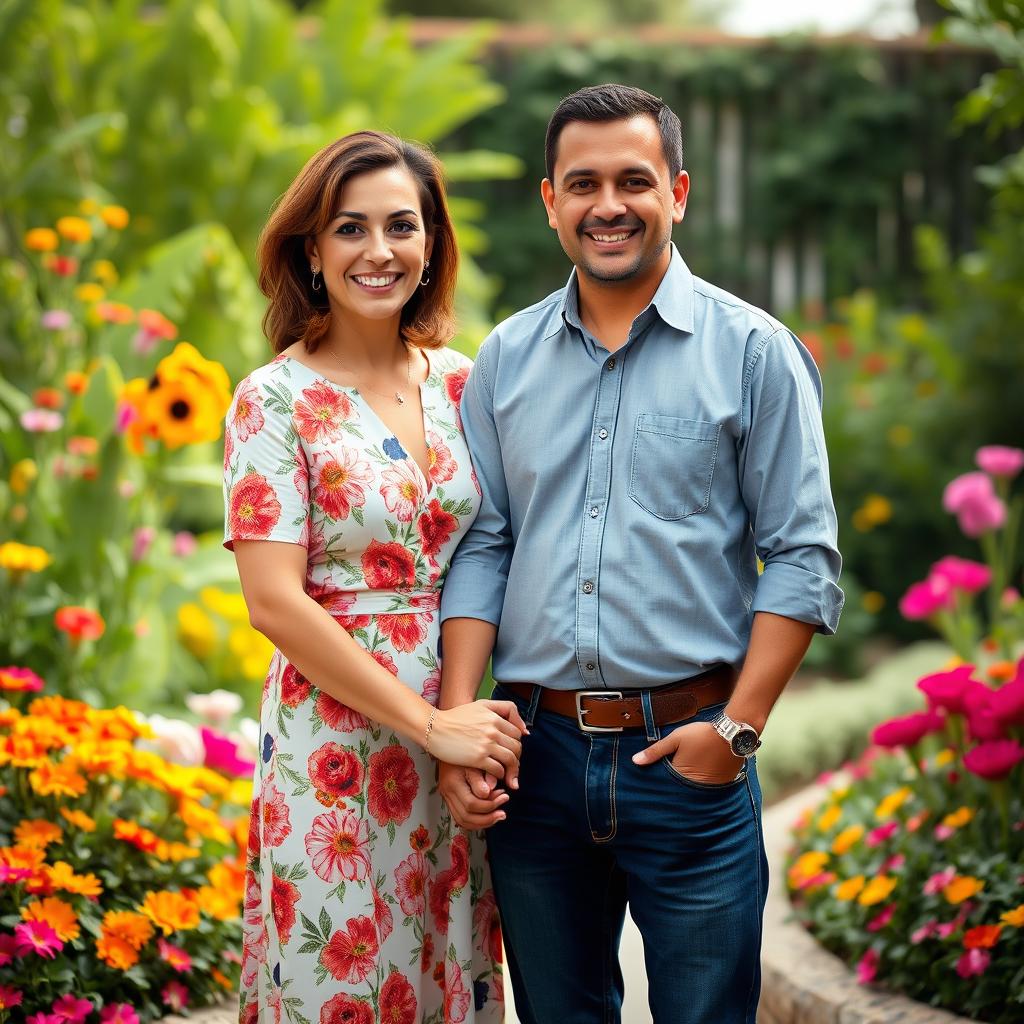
[487,684,769,1024]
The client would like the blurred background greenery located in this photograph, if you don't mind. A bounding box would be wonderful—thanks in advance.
[1,0,1021,725]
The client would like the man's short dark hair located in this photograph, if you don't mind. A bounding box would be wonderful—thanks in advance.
[545,84,683,182]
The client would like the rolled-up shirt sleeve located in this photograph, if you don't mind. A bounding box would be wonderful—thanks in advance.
[440,336,513,626]
[739,328,844,634]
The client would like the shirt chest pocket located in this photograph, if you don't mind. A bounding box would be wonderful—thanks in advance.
[628,414,721,520]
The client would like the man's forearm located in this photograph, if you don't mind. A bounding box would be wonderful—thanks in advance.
[440,617,498,709]
[724,611,817,734]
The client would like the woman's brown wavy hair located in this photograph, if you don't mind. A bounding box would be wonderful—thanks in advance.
[257,131,458,354]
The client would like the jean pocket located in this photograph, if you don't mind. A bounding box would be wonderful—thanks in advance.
[628,414,721,520]
[660,701,747,791]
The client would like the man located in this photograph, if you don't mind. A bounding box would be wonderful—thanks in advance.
[438,84,843,1023]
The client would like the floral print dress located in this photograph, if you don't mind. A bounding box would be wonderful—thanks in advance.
[222,349,503,1024]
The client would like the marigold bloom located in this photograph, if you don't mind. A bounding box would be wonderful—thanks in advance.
[101,205,130,229]
[25,227,59,251]
[941,806,975,829]
[21,897,80,942]
[787,850,830,889]
[139,890,201,935]
[0,542,52,574]
[29,760,88,799]
[831,825,864,855]
[9,458,38,495]
[874,786,912,820]
[0,666,45,692]
[13,820,62,849]
[835,875,866,901]
[1000,904,1024,927]
[963,924,1002,949]
[943,876,984,904]
[56,216,92,243]
[101,909,154,950]
[59,808,96,832]
[858,875,897,907]
[95,301,135,325]
[64,370,90,395]
[91,258,118,286]
[96,934,140,970]
[816,804,841,832]
[74,282,105,304]
[54,606,105,642]
[46,860,103,897]
[196,884,241,921]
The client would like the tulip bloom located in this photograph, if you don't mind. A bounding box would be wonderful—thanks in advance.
[870,710,944,749]
[917,665,981,715]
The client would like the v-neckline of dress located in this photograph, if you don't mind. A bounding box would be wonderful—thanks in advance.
[281,353,435,497]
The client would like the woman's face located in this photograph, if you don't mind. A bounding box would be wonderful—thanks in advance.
[306,164,433,328]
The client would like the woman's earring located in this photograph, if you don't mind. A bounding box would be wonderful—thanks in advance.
[420,260,431,287]
[311,265,322,292]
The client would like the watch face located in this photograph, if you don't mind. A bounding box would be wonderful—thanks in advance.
[732,729,759,757]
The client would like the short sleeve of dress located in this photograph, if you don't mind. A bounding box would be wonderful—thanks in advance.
[222,370,310,551]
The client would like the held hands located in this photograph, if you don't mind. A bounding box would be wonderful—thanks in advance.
[428,699,527,783]
[439,763,508,830]
[631,721,745,784]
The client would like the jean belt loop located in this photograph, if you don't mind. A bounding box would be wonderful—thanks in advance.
[524,684,543,729]
[641,690,659,742]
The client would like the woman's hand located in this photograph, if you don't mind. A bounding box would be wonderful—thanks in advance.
[428,699,527,782]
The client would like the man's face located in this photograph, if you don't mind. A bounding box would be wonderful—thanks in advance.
[541,115,688,285]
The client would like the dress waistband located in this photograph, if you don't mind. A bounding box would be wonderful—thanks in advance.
[317,589,441,616]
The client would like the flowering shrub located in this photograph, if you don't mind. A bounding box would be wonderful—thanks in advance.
[787,447,1024,1021]
[0,669,249,1021]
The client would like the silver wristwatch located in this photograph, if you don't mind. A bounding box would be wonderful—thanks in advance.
[711,710,761,758]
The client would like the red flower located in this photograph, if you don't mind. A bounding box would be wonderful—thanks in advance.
[307,742,364,805]
[474,889,503,964]
[376,613,430,654]
[361,540,417,589]
[410,826,431,852]
[260,778,292,847]
[368,745,419,826]
[231,380,265,440]
[373,886,394,944]
[991,673,1024,727]
[271,872,300,945]
[54,606,105,641]
[229,472,282,540]
[321,915,379,983]
[870,710,944,749]
[395,853,427,916]
[379,970,417,1024]
[313,449,373,522]
[371,649,400,676]
[293,381,353,444]
[444,961,471,1024]
[449,833,469,889]
[956,949,991,978]
[963,739,1024,780]
[320,992,374,1024]
[304,808,371,883]
[426,430,457,485]
[417,499,458,560]
[420,933,434,974]
[429,872,455,936]
[316,692,369,733]
[964,924,1002,949]
[443,367,469,409]
[280,665,312,707]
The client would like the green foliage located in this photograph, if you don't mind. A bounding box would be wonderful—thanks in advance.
[386,0,729,27]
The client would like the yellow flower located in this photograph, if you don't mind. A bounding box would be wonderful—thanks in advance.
[101,205,130,229]
[1000,904,1024,927]
[942,806,974,829]
[59,808,96,832]
[944,876,984,905]
[200,586,250,622]
[831,825,864,855]
[91,259,119,286]
[0,541,52,574]
[74,282,105,304]
[934,748,955,768]
[21,896,80,942]
[138,890,200,935]
[874,786,912,820]
[859,875,897,906]
[816,804,842,832]
[787,850,830,889]
[9,459,38,495]
[25,227,59,251]
[177,603,218,659]
[229,625,274,680]
[56,216,92,244]
[835,875,865,901]
[898,313,928,342]
[830,785,850,802]
[853,494,892,532]
[861,591,885,614]
[197,884,241,921]
[78,198,100,215]
[147,373,224,448]
[888,424,914,446]
[13,819,62,849]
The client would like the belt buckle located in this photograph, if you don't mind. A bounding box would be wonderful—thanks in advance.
[575,690,624,733]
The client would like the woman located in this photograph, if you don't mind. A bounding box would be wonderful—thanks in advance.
[223,131,520,1024]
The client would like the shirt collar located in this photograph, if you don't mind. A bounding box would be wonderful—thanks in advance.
[545,242,695,340]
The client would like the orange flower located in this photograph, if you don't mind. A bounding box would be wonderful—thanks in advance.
[211,967,233,989]
[196,885,240,922]
[986,661,1015,683]
[0,845,46,875]
[944,876,984,905]
[95,301,134,324]
[963,924,1002,949]
[831,825,864,855]
[942,806,975,829]
[56,216,92,243]
[13,820,62,849]
[0,734,46,769]
[101,205,130,229]
[102,909,154,950]
[67,435,99,457]
[27,695,91,727]
[54,606,105,641]
[139,890,200,935]
[97,934,139,970]
[47,860,103,898]
[65,371,90,395]
[29,760,88,798]
[137,308,177,341]
[1000,905,1024,927]
[208,858,246,895]
[858,875,897,907]
[59,808,96,832]
[25,227,59,251]
[21,897,80,942]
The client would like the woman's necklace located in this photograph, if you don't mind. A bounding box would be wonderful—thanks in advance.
[330,343,413,405]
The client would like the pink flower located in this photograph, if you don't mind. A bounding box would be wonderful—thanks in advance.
[934,824,956,841]
[41,310,72,330]
[955,948,991,978]
[943,471,1007,537]
[172,531,198,557]
[0,985,23,1010]
[879,853,905,873]
[27,1014,59,1024]
[856,948,879,985]
[20,408,63,432]
[867,905,895,932]
[990,672,1024,727]
[444,961,471,1023]
[157,937,193,972]
[260,777,292,847]
[870,710,944,748]
[929,556,992,595]
[964,687,1005,742]
[898,576,953,620]
[963,739,1024,780]
[917,665,981,715]
[304,808,371,883]
[115,402,137,434]
[51,995,93,1022]
[161,981,188,1013]
[866,822,899,847]
[201,726,256,777]
[100,1005,139,1024]
[0,666,45,693]
[13,920,63,958]
[0,934,16,966]
[976,445,1024,479]
[131,525,155,562]
[187,688,243,727]
[380,460,422,523]
[911,920,938,944]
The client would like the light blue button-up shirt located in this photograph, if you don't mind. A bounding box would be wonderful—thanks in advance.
[440,246,844,690]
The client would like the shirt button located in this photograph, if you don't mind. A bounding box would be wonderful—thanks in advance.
[585,662,596,671]
[598,428,608,440]
[589,506,599,518]
[607,358,617,371]
[581,580,594,594]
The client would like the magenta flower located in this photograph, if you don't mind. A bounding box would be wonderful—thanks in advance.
[200,726,256,778]
[911,920,938,944]
[0,934,16,967]
[0,864,34,883]
[943,471,1007,537]
[0,985,23,1010]
[41,310,72,331]
[26,1013,59,1024]
[52,995,93,1022]
[867,905,895,932]
[856,948,880,984]
[880,853,906,873]
[898,576,953,620]
[131,526,155,563]
[20,408,64,433]
[956,948,991,978]
[100,1005,139,1024]
[964,687,1005,742]
[0,666,45,693]
[866,821,899,847]
[990,673,1024,727]
[172,531,197,557]
[929,556,992,594]
[976,445,1024,479]
[161,981,188,1013]
[963,739,1024,781]
[917,665,981,715]
[923,867,956,895]
[1003,587,1022,609]
[114,402,138,434]
[13,920,62,959]
[871,710,944,749]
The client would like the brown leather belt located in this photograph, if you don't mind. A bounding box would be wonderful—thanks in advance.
[501,664,736,734]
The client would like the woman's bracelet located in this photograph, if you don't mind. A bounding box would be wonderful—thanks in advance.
[424,707,438,754]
